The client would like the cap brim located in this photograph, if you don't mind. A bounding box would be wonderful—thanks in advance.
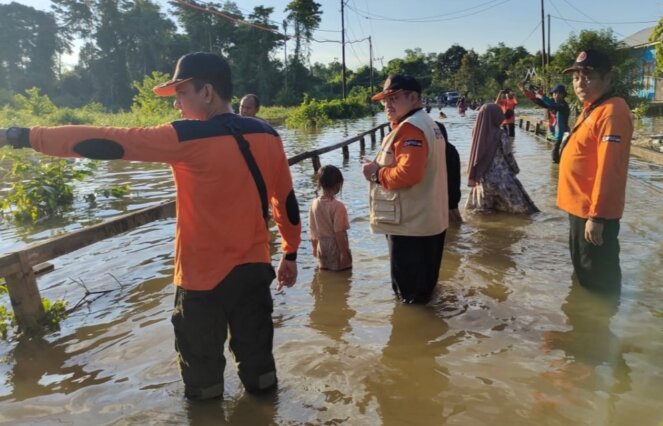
[562,65,594,74]
[371,88,402,102]
[152,78,193,97]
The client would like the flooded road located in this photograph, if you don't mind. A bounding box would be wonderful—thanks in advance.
[1,108,663,425]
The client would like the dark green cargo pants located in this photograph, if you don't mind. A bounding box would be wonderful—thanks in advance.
[568,214,621,293]
[171,263,277,400]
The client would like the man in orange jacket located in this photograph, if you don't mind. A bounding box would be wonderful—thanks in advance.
[1,52,301,400]
[362,75,448,304]
[557,49,633,293]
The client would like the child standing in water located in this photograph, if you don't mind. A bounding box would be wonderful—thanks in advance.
[308,165,352,271]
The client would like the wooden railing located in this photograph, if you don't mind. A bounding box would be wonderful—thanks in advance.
[0,122,390,331]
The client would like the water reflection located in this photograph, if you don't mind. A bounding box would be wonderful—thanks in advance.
[461,215,527,302]
[536,284,631,419]
[309,269,355,343]
[364,304,452,425]
[0,334,112,402]
[185,392,277,426]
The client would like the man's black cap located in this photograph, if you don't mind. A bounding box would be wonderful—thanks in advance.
[371,74,422,101]
[562,49,612,74]
[153,52,232,100]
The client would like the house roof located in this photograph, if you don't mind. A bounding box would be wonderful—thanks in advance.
[623,26,658,48]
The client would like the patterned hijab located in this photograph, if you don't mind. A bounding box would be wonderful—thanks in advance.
[467,103,505,186]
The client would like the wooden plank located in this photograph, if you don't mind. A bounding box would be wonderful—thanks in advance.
[0,200,175,277]
[6,251,45,331]
[288,123,387,166]
[312,155,321,173]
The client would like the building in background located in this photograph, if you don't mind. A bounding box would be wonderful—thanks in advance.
[623,26,661,101]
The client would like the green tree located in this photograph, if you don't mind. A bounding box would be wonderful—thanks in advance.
[453,50,482,98]
[172,0,241,55]
[52,0,179,109]
[0,3,64,95]
[383,48,433,91]
[283,0,322,101]
[648,17,663,74]
[434,44,467,83]
[124,0,179,81]
[481,43,531,89]
[228,6,283,104]
[284,0,322,63]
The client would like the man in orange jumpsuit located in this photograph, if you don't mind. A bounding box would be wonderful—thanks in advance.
[557,49,633,293]
[1,52,301,399]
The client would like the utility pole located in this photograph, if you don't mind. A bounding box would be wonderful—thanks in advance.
[547,14,551,66]
[341,0,347,99]
[540,0,546,71]
[369,36,374,95]
[283,20,288,90]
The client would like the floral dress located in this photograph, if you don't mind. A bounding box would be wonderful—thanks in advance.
[465,132,539,214]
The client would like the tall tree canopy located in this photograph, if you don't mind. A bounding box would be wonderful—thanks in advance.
[0,2,64,96]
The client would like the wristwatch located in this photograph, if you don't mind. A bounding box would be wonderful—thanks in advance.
[370,168,380,184]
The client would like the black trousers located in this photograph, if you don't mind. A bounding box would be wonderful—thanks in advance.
[171,263,277,400]
[568,214,621,292]
[502,123,515,137]
[387,231,446,304]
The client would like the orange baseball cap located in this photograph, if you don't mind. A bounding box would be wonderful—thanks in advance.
[371,74,422,101]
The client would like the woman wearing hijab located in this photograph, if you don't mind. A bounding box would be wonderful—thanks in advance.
[465,103,539,214]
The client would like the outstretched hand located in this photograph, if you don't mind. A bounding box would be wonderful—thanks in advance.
[276,258,298,291]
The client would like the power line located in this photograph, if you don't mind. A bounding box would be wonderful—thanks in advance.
[520,21,542,46]
[549,15,658,25]
[548,0,576,31]
[226,2,340,33]
[346,0,512,23]
[173,0,356,45]
[173,0,281,35]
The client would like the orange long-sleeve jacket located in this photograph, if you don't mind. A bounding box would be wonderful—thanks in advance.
[377,122,428,190]
[557,97,632,220]
[28,114,301,290]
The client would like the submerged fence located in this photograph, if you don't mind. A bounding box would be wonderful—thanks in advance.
[0,123,390,332]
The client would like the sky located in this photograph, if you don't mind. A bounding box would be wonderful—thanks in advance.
[3,0,662,71]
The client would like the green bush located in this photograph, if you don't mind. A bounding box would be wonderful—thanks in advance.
[130,71,180,126]
[0,281,68,339]
[0,152,96,222]
[285,94,372,129]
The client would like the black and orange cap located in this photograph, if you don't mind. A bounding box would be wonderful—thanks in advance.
[371,74,422,101]
[153,52,232,100]
[562,49,612,74]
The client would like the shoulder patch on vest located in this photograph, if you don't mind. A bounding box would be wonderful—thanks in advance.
[602,134,621,143]
[403,139,423,147]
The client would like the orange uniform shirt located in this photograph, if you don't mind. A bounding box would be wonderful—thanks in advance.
[29,114,301,290]
[557,97,632,220]
[497,97,518,124]
[377,122,428,190]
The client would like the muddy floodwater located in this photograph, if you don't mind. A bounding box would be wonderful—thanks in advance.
[1,108,663,425]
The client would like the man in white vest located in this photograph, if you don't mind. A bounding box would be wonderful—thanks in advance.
[362,74,449,304]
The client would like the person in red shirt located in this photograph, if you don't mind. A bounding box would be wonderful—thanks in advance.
[557,49,633,293]
[496,88,518,139]
[1,52,301,400]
